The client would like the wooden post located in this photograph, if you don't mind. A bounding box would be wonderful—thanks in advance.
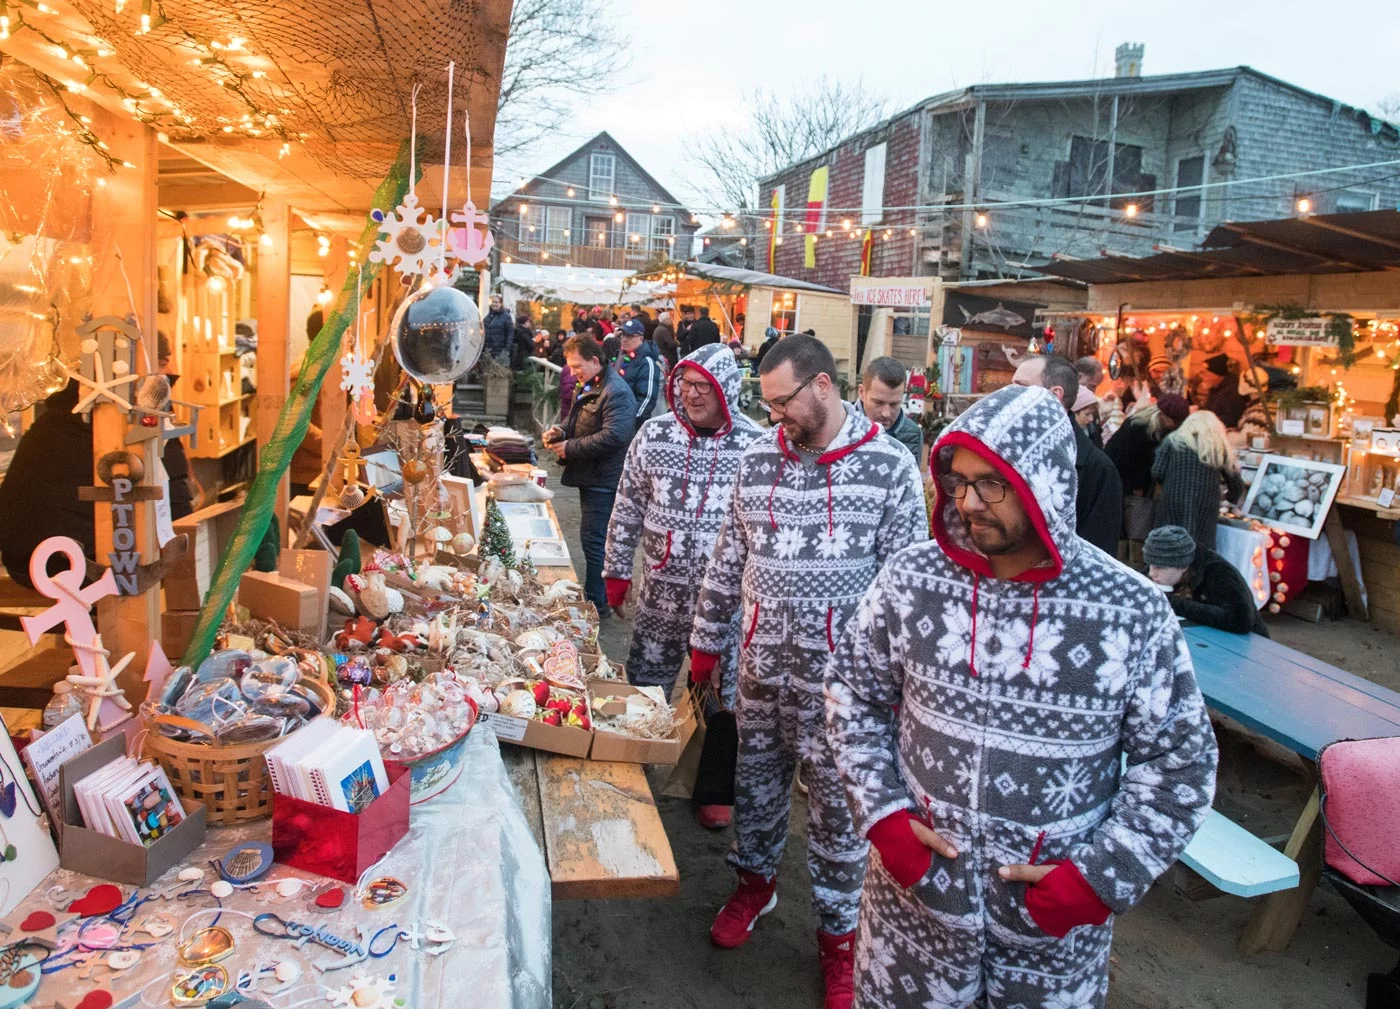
[1238,786,1323,955]
[256,200,292,536]
[88,103,158,697]
[1322,507,1369,621]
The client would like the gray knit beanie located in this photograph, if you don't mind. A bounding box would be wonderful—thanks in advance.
[1143,525,1196,568]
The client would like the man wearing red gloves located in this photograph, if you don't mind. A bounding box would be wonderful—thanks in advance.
[824,384,1218,1008]
[688,335,927,1009]
[601,343,763,741]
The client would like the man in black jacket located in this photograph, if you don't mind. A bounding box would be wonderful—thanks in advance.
[543,335,638,613]
[1014,355,1123,556]
[482,295,514,359]
[612,319,662,430]
[1144,525,1269,636]
[684,307,721,354]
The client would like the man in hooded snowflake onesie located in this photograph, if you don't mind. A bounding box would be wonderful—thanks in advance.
[688,334,928,1009]
[603,343,763,700]
[824,383,1217,1009]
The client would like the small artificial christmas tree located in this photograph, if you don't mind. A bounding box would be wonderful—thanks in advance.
[479,496,517,568]
[332,530,362,590]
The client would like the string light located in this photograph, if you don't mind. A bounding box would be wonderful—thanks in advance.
[566,187,575,197]
[1125,203,1139,218]
[1296,196,1312,214]
[974,212,989,229]
[316,285,333,306]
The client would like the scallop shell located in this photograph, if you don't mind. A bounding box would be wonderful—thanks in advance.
[499,689,537,719]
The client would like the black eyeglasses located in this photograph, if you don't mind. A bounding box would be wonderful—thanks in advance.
[939,474,1011,504]
[758,373,817,416]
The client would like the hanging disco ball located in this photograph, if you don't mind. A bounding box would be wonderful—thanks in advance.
[390,283,483,385]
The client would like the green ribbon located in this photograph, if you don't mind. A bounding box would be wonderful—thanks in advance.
[180,140,413,669]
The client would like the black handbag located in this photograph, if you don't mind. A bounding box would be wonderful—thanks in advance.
[693,708,738,807]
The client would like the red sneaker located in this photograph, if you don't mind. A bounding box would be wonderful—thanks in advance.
[817,929,856,1009]
[697,805,732,830]
[709,870,778,948]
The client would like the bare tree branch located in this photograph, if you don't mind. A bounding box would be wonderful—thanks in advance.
[494,0,628,159]
[688,77,891,214]
[1379,93,1400,123]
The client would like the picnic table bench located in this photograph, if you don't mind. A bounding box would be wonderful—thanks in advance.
[1184,624,1400,954]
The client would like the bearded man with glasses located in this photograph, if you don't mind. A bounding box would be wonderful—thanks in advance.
[688,334,926,1009]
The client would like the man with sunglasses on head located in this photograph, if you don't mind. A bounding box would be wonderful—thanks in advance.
[824,384,1216,1009]
[688,334,926,1009]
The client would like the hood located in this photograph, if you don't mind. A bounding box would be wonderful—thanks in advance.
[668,343,740,437]
[931,383,1079,583]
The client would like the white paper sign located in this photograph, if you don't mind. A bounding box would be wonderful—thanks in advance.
[850,283,932,308]
[21,713,93,816]
[483,713,527,742]
[1267,317,1332,347]
[1379,487,1396,509]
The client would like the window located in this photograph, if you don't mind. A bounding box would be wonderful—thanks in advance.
[1058,137,1153,210]
[770,291,798,335]
[650,215,675,254]
[861,143,887,225]
[625,213,650,257]
[588,153,615,201]
[1173,155,1205,223]
[545,207,571,250]
[1335,189,1378,213]
[519,204,545,249]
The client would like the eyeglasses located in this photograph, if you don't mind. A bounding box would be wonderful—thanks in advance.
[938,474,1011,504]
[676,378,715,397]
[758,373,817,416]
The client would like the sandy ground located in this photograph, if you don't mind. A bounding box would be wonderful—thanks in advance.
[540,463,1395,1009]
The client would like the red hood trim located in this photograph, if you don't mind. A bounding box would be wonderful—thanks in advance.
[932,431,1063,583]
[667,360,733,437]
[776,417,881,463]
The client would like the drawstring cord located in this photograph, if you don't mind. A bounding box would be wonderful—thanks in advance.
[967,574,980,677]
[677,437,695,506]
[825,466,834,534]
[1022,584,1041,671]
[697,439,720,517]
[1028,830,1046,865]
[767,456,785,530]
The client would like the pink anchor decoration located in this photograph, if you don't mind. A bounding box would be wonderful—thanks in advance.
[20,537,118,679]
[448,201,494,268]
[142,642,173,704]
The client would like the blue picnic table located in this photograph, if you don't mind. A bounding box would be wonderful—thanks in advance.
[1183,624,1400,954]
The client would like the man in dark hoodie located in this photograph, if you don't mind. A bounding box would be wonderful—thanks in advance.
[612,318,662,431]
[852,356,923,466]
[825,384,1217,1009]
[481,294,514,359]
[1144,525,1269,637]
[684,306,721,354]
[1014,355,1122,557]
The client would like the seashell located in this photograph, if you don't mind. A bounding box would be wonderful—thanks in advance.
[384,587,405,614]
[328,586,356,615]
[499,689,536,719]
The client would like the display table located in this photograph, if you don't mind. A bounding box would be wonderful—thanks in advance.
[13,727,550,1008]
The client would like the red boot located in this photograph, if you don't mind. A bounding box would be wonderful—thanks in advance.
[697,804,732,830]
[710,870,778,948]
[817,929,856,1009]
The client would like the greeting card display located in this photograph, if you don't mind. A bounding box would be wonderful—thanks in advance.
[0,715,59,915]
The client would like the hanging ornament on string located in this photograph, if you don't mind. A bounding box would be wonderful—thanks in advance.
[367,84,444,283]
[338,265,377,425]
[447,104,494,269]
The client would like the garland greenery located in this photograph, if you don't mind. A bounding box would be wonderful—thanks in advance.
[1246,303,1357,368]
[1268,385,1333,410]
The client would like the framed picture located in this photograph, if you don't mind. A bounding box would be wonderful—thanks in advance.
[1305,404,1331,437]
[1240,455,1346,540]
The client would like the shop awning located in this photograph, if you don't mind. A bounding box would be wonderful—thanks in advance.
[646,262,844,295]
[1033,209,1400,284]
[498,264,673,306]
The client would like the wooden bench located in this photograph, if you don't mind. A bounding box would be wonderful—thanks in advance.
[1180,809,1300,898]
[1185,625,1400,953]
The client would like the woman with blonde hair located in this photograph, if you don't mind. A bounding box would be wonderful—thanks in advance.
[1104,393,1191,553]
[1151,409,1244,551]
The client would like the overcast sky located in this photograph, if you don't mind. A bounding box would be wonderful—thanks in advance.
[492,0,1399,212]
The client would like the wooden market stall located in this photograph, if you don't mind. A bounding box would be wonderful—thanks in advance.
[1037,208,1400,630]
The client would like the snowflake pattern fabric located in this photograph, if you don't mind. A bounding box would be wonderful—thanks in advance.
[691,402,927,933]
[602,345,763,697]
[823,384,1217,1009]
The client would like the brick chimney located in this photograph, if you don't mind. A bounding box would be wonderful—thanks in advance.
[1115,43,1144,78]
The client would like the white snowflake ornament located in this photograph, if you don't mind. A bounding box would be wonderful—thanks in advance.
[369,192,443,280]
[327,973,401,1009]
[339,351,375,402]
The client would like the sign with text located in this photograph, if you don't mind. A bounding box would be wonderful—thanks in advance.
[1267,316,1333,347]
[850,278,934,308]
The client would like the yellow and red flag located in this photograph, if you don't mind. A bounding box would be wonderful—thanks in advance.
[767,187,781,273]
[859,229,874,276]
[803,166,828,269]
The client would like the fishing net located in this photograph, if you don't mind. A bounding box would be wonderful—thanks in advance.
[61,0,505,180]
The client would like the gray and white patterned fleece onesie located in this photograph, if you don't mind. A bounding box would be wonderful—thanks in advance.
[691,404,927,933]
[602,344,763,699]
[825,384,1217,1008]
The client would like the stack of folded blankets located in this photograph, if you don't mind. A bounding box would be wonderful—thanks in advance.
[484,426,535,466]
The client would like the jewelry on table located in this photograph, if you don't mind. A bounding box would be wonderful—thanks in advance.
[178,926,235,966]
[357,878,406,912]
[170,963,232,1006]
[236,959,301,995]
[251,914,369,973]
[217,842,274,885]
[365,925,405,959]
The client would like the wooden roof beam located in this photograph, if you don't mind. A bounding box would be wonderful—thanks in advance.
[1297,216,1400,255]
[1216,221,1386,272]
[1152,243,1271,276]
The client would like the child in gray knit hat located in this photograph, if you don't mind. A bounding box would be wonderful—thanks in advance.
[1145,525,1269,636]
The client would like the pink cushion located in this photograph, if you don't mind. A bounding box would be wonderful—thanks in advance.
[1320,736,1400,886]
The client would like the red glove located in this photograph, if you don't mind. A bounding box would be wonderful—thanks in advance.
[867,810,933,890]
[688,650,718,684]
[1024,861,1112,938]
[605,578,631,608]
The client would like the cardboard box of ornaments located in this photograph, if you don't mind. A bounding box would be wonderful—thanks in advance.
[57,736,208,886]
[586,678,696,766]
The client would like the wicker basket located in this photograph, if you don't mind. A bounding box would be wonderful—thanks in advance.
[143,677,337,826]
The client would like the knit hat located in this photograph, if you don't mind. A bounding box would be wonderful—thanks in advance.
[1157,393,1190,425]
[1149,354,1172,373]
[1143,525,1197,568]
[1204,354,1230,376]
[1071,385,1098,413]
